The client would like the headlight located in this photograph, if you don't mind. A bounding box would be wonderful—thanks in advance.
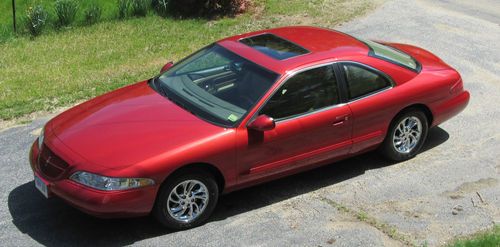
[70,171,155,191]
[38,126,45,150]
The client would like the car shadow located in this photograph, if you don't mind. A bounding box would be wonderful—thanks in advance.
[8,127,449,246]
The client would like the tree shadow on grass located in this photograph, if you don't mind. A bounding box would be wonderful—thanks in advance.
[8,127,448,246]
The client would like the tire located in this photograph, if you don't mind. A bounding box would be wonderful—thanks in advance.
[380,110,428,161]
[153,171,219,230]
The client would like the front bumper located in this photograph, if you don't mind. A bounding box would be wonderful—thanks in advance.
[30,141,158,218]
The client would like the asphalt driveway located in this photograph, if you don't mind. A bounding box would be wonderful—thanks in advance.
[1,0,499,246]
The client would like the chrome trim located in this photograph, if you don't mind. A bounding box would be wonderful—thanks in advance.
[276,103,348,123]
[347,86,393,104]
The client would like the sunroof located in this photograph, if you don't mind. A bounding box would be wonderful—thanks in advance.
[239,34,309,60]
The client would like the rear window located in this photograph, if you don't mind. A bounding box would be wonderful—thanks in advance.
[239,33,309,60]
[360,39,420,72]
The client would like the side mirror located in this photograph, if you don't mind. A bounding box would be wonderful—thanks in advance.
[160,61,174,73]
[248,115,275,131]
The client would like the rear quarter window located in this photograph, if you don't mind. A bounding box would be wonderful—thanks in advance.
[342,63,392,100]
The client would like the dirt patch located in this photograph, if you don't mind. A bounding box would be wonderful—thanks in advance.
[443,178,499,200]
[0,112,51,133]
[0,104,76,133]
[326,221,402,247]
[319,196,415,245]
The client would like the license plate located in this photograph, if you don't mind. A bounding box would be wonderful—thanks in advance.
[34,174,49,198]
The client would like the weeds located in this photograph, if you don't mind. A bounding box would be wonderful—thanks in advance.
[130,0,150,17]
[24,5,48,37]
[84,4,102,25]
[152,0,169,18]
[118,0,129,19]
[55,0,79,27]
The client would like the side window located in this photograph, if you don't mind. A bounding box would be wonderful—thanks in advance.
[260,65,339,119]
[343,64,391,100]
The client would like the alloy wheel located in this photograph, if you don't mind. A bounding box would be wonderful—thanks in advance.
[166,180,209,223]
[392,116,422,154]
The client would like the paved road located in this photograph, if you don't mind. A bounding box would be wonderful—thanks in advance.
[421,0,500,24]
[1,0,499,246]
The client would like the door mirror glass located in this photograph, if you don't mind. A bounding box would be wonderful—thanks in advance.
[160,61,174,73]
[248,115,275,131]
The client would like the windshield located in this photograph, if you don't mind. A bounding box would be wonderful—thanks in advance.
[360,39,420,72]
[157,44,279,127]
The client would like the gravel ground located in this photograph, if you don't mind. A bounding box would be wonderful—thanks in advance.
[1,0,499,246]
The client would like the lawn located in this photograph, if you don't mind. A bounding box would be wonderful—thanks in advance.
[0,0,378,121]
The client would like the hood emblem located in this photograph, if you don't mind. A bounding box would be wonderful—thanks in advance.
[43,156,52,168]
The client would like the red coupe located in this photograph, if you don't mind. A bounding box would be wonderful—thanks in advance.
[29,26,469,229]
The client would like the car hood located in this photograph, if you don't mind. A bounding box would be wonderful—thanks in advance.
[46,81,229,169]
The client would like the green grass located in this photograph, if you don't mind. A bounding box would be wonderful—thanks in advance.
[0,0,377,121]
[449,225,500,247]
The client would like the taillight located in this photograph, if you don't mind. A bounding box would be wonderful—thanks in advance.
[450,78,463,95]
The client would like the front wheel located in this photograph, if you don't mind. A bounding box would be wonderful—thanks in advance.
[153,171,219,230]
[380,110,428,161]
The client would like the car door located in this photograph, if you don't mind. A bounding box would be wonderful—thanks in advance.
[339,62,395,154]
[236,63,353,184]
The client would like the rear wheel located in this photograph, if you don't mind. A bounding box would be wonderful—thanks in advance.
[153,171,218,230]
[380,110,428,161]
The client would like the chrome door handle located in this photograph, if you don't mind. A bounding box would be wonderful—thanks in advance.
[332,115,349,126]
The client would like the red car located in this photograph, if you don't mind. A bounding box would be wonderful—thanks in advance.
[29,26,469,229]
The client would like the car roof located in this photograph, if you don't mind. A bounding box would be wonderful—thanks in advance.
[217,26,369,74]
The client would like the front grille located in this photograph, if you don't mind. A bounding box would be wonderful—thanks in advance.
[38,144,69,180]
